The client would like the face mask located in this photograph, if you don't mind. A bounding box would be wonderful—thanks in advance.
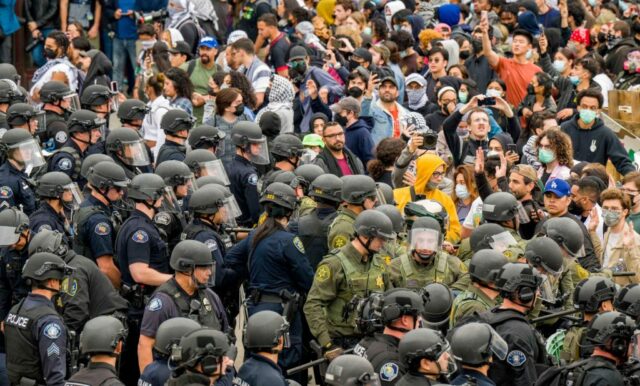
[455,184,470,199]
[579,109,597,124]
[456,127,469,138]
[406,89,426,106]
[401,26,412,34]
[363,27,372,35]
[486,89,502,98]
[472,39,483,54]
[459,50,471,61]
[44,48,58,60]
[335,113,348,127]
[569,75,581,85]
[588,0,596,6]
[620,0,629,12]
[538,148,556,164]
[597,32,607,43]
[525,49,533,60]
[487,150,500,158]
[348,59,361,71]
[234,103,245,116]
[458,91,469,103]
[552,60,566,73]
[141,40,156,51]
[347,87,363,98]
[427,181,439,190]
[603,209,622,227]
[167,7,179,17]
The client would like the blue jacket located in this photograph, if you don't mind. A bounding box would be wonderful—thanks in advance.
[345,117,375,166]
[0,0,19,36]
[361,98,409,145]
[299,67,344,132]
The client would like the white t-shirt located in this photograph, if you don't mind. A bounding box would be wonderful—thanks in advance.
[463,196,484,230]
[30,62,79,97]
[583,204,604,244]
[142,95,171,158]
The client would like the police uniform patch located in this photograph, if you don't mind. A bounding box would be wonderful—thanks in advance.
[94,222,110,236]
[55,130,68,144]
[57,158,72,171]
[154,212,171,226]
[247,174,258,186]
[132,230,149,243]
[316,265,331,282]
[332,235,348,248]
[507,350,527,367]
[148,298,162,311]
[380,362,399,382]
[0,186,13,198]
[293,236,305,254]
[503,250,513,259]
[61,277,78,297]
[47,343,60,357]
[205,239,218,252]
[376,275,384,288]
[38,224,52,232]
[43,323,62,339]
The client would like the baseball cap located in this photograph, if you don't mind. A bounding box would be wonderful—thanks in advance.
[199,36,219,49]
[169,41,193,59]
[303,133,324,148]
[544,178,571,197]
[289,46,308,61]
[352,48,372,63]
[227,30,248,45]
[330,97,361,115]
[380,76,398,88]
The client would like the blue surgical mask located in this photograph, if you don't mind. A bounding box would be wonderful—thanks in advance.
[569,75,580,85]
[458,91,469,103]
[525,49,533,60]
[552,60,566,73]
[455,184,470,199]
[538,148,556,164]
[588,0,597,6]
[363,27,372,35]
[620,0,629,12]
[579,109,597,124]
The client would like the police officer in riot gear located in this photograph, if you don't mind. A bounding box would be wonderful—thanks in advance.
[293,173,343,270]
[65,316,127,386]
[235,310,290,386]
[292,163,324,217]
[0,128,43,214]
[4,252,73,386]
[0,208,30,317]
[139,239,228,372]
[225,121,270,227]
[0,79,22,131]
[421,283,454,334]
[450,250,507,328]
[0,63,20,84]
[354,289,426,385]
[396,328,456,386]
[30,171,81,240]
[261,134,305,187]
[138,317,201,386]
[28,229,128,333]
[224,182,314,381]
[615,283,640,320]
[154,160,194,249]
[327,175,379,250]
[184,149,226,179]
[80,84,114,120]
[449,322,508,386]
[304,209,394,357]
[114,173,171,386]
[187,125,226,153]
[539,216,592,287]
[39,81,79,151]
[478,263,548,386]
[117,99,150,135]
[169,328,233,386]
[7,103,44,135]
[156,109,195,164]
[390,216,467,290]
[325,354,381,386]
[106,127,153,178]
[80,154,114,190]
[75,161,128,287]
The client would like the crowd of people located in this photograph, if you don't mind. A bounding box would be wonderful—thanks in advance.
[0,0,638,385]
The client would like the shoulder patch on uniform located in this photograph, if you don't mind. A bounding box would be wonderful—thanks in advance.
[132,230,149,243]
[148,298,163,311]
[506,350,527,367]
[576,265,589,280]
[57,158,72,171]
[154,212,172,226]
[0,186,13,198]
[38,224,52,232]
[503,250,513,259]
[204,239,218,252]
[293,236,305,254]
[43,323,62,339]
[380,362,399,382]
[332,235,348,248]
[61,277,78,297]
[55,131,67,144]
[316,265,331,282]
[47,343,60,357]
[247,174,258,186]
[94,222,110,236]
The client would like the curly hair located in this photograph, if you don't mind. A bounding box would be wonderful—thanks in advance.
[535,127,574,168]
[452,164,478,204]
[228,71,257,110]
[418,29,443,50]
[600,188,631,212]
[164,67,193,99]
[367,138,405,181]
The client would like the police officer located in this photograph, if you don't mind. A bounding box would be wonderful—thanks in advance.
[389,216,467,290]
[114,173,171,386]
[327,175,378,250]
[375,204,406,264]
[154,160,194,249]
[460,223,523,262]
[615,283,640,320]
[225,121,270,227]
[421,282,454,334]
[0,79,24,131]
[539,217,592,286]
[234,311,290,386]
[449,322,507,386]
[224,182,314,380]
[80,154,115,191]
[354,288,425,385]
[0,208,30,316]
[39,81,79,151]
[4,252,73,386]
[48,110,105,184]
[74,161,128,287]
[184,149,228,179]
[261,133,304,186]
[450,250,507,328]
[187,124,226,154]
[6,103,44,135]
[169,328,232,386]
[156,109,195,164]
[138,239,228,371]
[117,99,150,135]
[28,229,128,334]
[292,163,324,217]
[560,276,617,363]
[293,173,343,270]
[106,127,153,179]
[479,263,547,386]
[30,171,80,239]
[138,317,201,386]
[0,129,43,214]
[304,209,394,356]
[324,354,380,386]
[80,84,114,121]
[64,316,127,386]
[396,328,455,386]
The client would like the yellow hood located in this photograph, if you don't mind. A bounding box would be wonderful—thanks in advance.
[414,154,445,195]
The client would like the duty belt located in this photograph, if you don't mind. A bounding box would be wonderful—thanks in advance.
[248,289,282,304]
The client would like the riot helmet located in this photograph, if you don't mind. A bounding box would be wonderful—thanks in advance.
[495,263,543,305]
[79,316,127,355]
[341,175,378,206]
[106,127,151,167]
[244,310,290,353]
[28,229,69,258]
[22,252,74,287]
[36,171,83,209]
[170,240,215,288]
[309,174,343,204]
[7,103,44,133]
[615,284,640,320]
[170,328,230,376]
[184,149,229,183]
[0,208,28,247]
[539,217,585,258]
[160,109,194,135]
[117,99,150,125]
[450,322,508,366]
[380,288,425,327]
[375,205,404,234]
[420,283,453,329]
[154,317,201,356]
[574,277,617,314]
[40,81,80,112]
[585,311,635,360]
[409,216,443,263]
[469,249,508,288]
[524,237,564,276]
[399,328,456,376]
[230,121,269,165]
[188,125,225,153]
[325,355,380,386]
[81,154,114,181]
[0,128,45,172]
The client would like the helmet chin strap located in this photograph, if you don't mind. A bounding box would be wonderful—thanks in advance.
[356,235,375,256]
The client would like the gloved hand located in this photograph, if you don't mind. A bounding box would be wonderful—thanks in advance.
[323,344,344,362]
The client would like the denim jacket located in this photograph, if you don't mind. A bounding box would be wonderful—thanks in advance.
[361,98,408,144]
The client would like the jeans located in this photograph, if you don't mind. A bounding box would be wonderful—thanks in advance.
[30,27,54,68]
[0,353,8,386]
[0,35,11,64]
[112,37,137,93]
[100,29,114,63]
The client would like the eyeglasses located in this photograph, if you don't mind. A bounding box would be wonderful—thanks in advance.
[432,171,444,178]
[323,132,345,139]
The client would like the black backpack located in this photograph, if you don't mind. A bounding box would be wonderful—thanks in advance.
[534,358,618,386]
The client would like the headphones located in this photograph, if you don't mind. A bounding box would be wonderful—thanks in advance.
[607,337,629,359]
[517,286,535,303]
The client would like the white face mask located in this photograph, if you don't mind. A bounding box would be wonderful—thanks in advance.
[455,184,470,199]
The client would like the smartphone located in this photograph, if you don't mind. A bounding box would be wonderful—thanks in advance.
[507,144,517,153]
[110,81,119,94]
[481,10,488,22]
[478,96,496,106]
[334,39,345,49]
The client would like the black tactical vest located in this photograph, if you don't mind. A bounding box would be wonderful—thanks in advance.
[154,278,221,330]
[297,211,337,270]
[72,205,103,258]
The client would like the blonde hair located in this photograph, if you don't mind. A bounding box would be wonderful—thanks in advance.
[335,26,362,47]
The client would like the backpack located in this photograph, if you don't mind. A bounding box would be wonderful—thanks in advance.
[534,358,618,386]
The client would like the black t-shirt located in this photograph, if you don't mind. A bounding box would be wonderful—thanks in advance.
[237,1,273,41]
[268,33,290,73]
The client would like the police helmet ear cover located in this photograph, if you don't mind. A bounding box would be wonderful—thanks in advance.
[243,310,289,352]
[171,328,229,374]
[154,317,201,356]
[79,316,128,355]
[170,240,214,272]
[585,311,635,357]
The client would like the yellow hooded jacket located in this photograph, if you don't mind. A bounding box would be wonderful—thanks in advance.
[393,153,461,242]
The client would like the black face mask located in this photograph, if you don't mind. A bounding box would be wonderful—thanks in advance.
[472,39,483,54]
[598,32,607,43]
[568,200,583,216]
[504,23,516,33]
[44,48,58,60]
[459,50,471,61]
[335,113,348,127]
[234,103,245,116]
[348,59,361,71]
[347,87,364,98]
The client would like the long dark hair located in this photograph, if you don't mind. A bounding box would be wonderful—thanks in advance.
[229,71,258,110]
[251,204,291,251]
[164,67,194,99]
[152,41,172,73]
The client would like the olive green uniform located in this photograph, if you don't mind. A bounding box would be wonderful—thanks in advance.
[560,325,587,364]
[449,283,499,328]
[297,196,317,218]
[530,259,576,319]
[456,228,526,263]
[303,243,390,347]
[327,207,358,250]
[389,251,469,290]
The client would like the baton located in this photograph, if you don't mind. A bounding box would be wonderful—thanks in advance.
[530,309,580,324]
[287,348,354,376]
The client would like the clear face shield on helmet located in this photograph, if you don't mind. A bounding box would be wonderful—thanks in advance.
[515,202,531,224]
[486,326,509,361]
[91,118,108,144]
[299,148,318,164]
[221,195,242,227]
[488,231,518,254]
[119,139,150,167]
[198,160,230,185]
[410,228,442,256]
[245,137,270,165]
[30,111,46,135]
[433,342,458,377]
[62,93,81,112]
[193,263,216,288]
[9,138,46,175]
[0,220,28,247]
[62,182,84,211]
[277,320,292,350]
[161,186,180,213]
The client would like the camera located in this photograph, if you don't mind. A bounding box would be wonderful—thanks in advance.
[135,9,168,25]
[417,129,438,151]
[478,97,496,106]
